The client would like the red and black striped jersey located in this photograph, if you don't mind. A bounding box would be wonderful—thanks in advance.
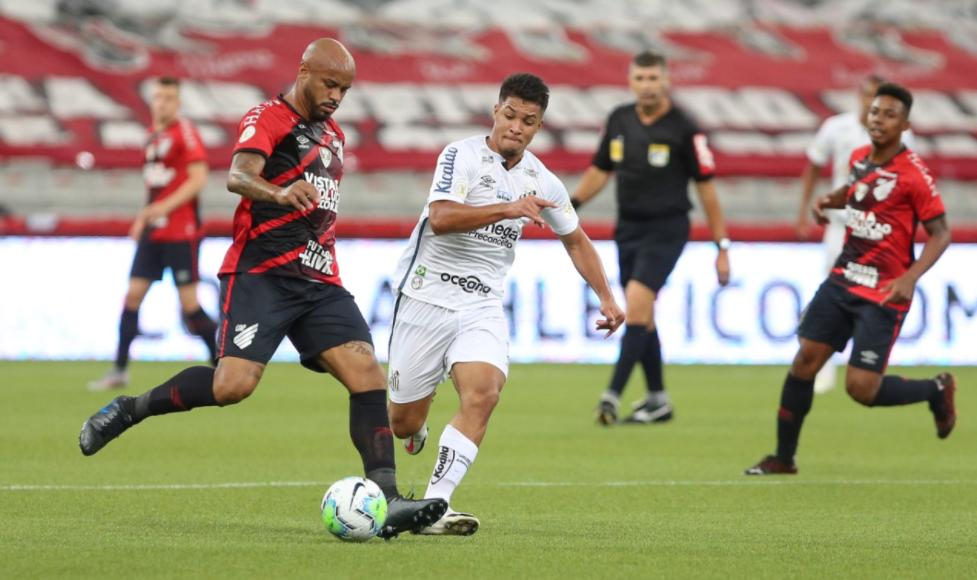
[220,95,345,285]
[829,145,946,312]
[143,118,207,242]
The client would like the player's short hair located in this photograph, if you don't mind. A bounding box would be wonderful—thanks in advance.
[156,76,181,89]
[632,50,667,70]
[499,73,549,113]
[875,82,913,117]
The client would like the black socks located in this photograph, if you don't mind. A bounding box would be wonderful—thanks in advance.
[607,325,648,397]
[349,390,398,498]
[640,329,664,393]
[132,366,218,422]
[776,374,815,463]
[115,308,139,369]
[184,308,219,365]
[870,376,940,407]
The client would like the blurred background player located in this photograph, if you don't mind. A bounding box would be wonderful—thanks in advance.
[88,76,217,391]
[570,50,731,425]
[745,83,955,475]
[78,39,447,538]
[795,74,916,394]
[387,73,624,535]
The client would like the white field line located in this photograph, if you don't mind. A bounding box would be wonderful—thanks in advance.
[1,479,975,492]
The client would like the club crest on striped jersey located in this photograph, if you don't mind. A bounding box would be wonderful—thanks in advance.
[319,146,332,166]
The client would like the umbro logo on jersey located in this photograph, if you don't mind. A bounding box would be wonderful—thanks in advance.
[233,323,259,349]
[480,176,496,187]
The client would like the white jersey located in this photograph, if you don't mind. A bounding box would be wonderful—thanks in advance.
[392,135,579,310]
[807,111,916,191]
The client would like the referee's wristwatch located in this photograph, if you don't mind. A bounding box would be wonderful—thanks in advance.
[715,237,731,251]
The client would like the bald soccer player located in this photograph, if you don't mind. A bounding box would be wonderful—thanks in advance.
[78,39,447,539]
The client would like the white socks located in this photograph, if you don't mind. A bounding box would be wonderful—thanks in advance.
[423,424,479,505]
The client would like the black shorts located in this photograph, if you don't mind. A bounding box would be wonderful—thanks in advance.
[797,280,906,373]
[615,214,690,292]
[130,238,200,286]
[217,273,373,373]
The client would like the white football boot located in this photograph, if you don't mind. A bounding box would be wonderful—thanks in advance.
[414,508,480,536]
[402,424,428,455]
[87,366,129,391]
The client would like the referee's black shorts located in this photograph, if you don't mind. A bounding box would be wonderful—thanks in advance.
[797,280,906,374]
[217,273,374,373]
[614,214,690,292]
[130,237,200,286]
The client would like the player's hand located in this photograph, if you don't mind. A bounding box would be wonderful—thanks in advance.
[812,195,832,226]
[128,216,146,241]
[141,202,169,222]
[504,196,557,228]
[596,299,625,338]
[277,181,321,212]
[795,209,813,239]
[880,274,916,307]
[715,250,730,286]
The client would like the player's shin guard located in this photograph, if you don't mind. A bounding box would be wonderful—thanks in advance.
[349,389,398,498]
[870,376,940,407]
[776,374,815,463]
[132,366,217,422]
[115,308,139,369]
[424,425,479,505]
[184,309,218,365]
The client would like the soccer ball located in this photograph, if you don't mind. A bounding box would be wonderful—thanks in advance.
[321,477,387,542]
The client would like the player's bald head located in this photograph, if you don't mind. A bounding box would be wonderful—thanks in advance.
[301,38,355,75]
[295,38,356,122]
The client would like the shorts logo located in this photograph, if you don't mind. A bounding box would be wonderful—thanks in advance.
[648,144,670,167]
[233,323,259,349]
[430,446,455,484]
[239,126,256,143]
[411,275,424,290]
[414,265,427,276]
[860,350,879,365]
[174,270,191,284]
[388,370,399,392]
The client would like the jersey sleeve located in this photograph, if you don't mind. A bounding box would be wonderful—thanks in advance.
[806,117,835,167]
[591,119,614,172]
[232,105,284,159]
[426,142,479,204]
[178,120,207,164]
[907,155,946,222]
[539,171,580,236]
[680,117,715,182]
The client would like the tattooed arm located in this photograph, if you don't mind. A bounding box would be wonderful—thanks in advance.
[226,151,321,212]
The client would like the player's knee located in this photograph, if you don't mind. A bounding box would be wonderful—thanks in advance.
[790,350,822,379]
[845,378,876,406]
[463,386,500,417]
[212,367,260,405]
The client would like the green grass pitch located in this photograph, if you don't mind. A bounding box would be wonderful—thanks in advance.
[1,361,974,580]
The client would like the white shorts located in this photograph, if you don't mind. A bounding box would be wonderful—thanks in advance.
[387,295,510,404]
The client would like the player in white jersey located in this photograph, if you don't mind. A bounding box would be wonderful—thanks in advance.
[795,75,915,393]
[387,73,625,536]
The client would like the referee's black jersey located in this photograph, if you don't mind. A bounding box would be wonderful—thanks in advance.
[592,103,715,221]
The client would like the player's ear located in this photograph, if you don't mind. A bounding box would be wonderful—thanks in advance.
[298,61,310,82]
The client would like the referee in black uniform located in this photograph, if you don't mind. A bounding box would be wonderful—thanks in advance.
[571,50,731,425]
